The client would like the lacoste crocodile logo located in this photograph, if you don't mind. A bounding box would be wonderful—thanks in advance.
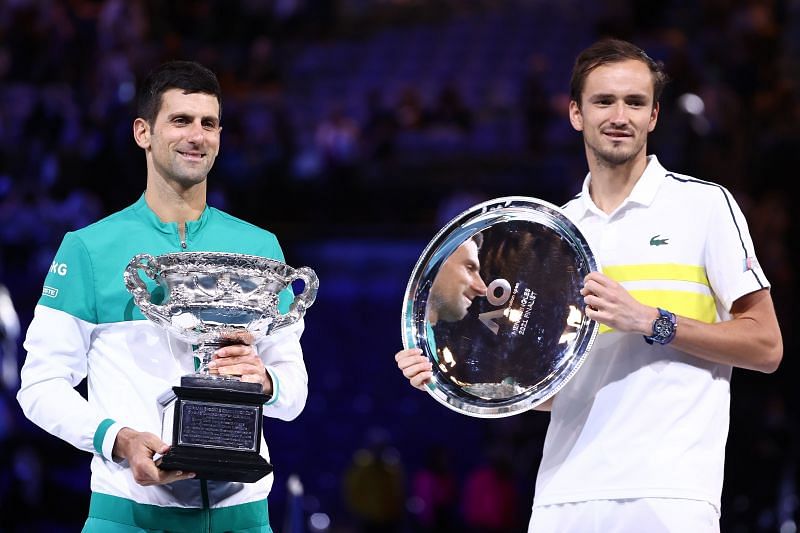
[649,235,669,246]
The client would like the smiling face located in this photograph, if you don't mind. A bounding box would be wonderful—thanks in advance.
[134,88,221,190]
[569,59,659,168]
[428,239,488,324]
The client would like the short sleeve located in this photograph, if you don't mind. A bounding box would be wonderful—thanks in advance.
[704,187,769,313]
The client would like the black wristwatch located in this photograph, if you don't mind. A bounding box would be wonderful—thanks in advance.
[644,308,677,345]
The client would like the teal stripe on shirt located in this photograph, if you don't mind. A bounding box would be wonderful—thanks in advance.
[85,492,271,532]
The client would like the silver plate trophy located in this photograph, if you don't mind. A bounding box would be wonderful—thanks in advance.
[401,196,598,418]
[124,251,318,482]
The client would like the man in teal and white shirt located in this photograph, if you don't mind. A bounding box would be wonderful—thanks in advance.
[17,60,308,532]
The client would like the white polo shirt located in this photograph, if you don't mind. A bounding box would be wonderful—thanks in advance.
[533,155,769,513]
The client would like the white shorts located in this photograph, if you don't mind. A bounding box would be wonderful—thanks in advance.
[528,498,720,533]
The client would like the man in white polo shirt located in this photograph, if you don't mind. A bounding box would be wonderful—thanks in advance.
[528,37,783,532]
[396,38,783,532]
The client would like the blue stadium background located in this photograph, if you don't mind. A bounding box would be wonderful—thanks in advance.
[0,1,797,532]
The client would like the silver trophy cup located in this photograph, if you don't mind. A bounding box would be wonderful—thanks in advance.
[124,251,318,482]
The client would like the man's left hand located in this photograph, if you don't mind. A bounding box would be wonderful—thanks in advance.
[208,344,272,395]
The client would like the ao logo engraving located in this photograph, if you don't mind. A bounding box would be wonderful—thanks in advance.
[478,279,512,335]
[50,261,68,276]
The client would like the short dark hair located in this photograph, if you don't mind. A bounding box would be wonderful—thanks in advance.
[136,60,222,125]
[569,38,669,107]
[471,232,484,250]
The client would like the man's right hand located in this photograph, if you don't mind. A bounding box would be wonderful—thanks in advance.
[395,348,433,390]
[113,427,196,486]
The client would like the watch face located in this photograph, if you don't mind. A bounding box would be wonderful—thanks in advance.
[653,317,673,338]
[401,196,600,418]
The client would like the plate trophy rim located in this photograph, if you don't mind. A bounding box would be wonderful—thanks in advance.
[401,195,601,418]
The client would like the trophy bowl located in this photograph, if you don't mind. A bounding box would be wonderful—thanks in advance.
[402,196,599,418]
[124,251,318,482]
[124,251,318,376]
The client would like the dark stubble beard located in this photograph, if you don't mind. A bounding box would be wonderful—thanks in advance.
[589,142,645,167]
[587,132,647,168]
[429,292,468,324]
[438,305,467,324]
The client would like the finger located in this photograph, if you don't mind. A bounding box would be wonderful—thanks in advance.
[210,356,248,367]
[209,354,261,370]
[160,470,197,484]
[215,363,253,376]
[218,330,255,345]
[585,276,614,295]
[583,294,601,309]
[584,271,608,283]
[214,345,257,359]
[582,278,604,293]
[585,305,607,322]
[402,361,433,379]
[142,468,196,486]
[395,348,422,362]
[154,442,170,455]
[397,355,430,371]
[410,371,433,389]
[141,433,170,456]
[240,372,267,385]
[152,445,172,466]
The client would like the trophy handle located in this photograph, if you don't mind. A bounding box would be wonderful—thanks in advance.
[271,267,319,332]
[123,253,170,323]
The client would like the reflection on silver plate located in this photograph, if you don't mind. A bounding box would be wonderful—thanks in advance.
[401,196,599,418]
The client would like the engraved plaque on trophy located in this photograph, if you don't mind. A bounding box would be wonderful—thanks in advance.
[401,197,599,418]
[125,252,318,482]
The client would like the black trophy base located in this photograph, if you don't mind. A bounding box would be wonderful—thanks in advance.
[179,374,263,392]
[159,446,272,483]
[158,376,272,483]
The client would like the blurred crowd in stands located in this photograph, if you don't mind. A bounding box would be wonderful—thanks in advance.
[0,0,798,531]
